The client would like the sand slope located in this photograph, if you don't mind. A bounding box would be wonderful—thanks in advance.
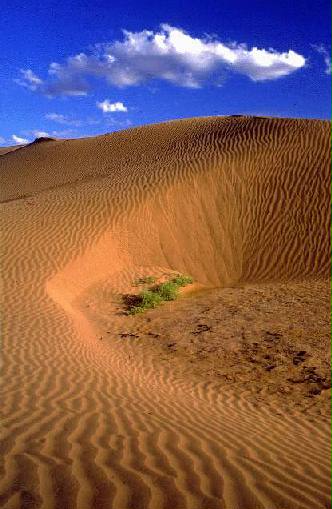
[1,116,330,509]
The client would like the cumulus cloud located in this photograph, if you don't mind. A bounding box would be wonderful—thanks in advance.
[16,24,306,96]
[96,100,127,112]
[15,68,87,97]
[12,134,29,144]
[312,44,331,74]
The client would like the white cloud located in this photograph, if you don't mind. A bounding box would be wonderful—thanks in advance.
[50,129,75,137]
[31,130,50,138]
[15,24,306,96]
[15,67,87,97]
[312,44,331,75]
[46,113,79,125]
[0,136,6,144]
[45,112,100,126]
[14,69,43,91]
[96,100,128,113]
[12,134,29,144]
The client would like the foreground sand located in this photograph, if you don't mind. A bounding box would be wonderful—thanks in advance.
[1,116,330,509]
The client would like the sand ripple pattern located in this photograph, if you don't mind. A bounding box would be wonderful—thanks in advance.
[1,117,330,508]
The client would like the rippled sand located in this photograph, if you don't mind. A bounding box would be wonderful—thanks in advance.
[1,116,330,509]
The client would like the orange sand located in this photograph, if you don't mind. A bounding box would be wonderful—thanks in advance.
[1,116,330,509]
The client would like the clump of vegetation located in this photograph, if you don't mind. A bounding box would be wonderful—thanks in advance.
[154,281,178,301]
[132,275,156,286]
[124,273,194,315]
[171,274,194,287]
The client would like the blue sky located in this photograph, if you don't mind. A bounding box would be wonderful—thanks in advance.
[1,0,331,145]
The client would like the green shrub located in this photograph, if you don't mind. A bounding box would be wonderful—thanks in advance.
[171,274,194,287]
[124,289,162,314]
[141,289,163,308]
[132,275,156,286]
[125,273,193,315]
[127,306,145,315]
[153,281,179,301]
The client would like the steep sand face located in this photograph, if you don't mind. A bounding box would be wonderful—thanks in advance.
[1,116,331,509]
[1,116,330,286]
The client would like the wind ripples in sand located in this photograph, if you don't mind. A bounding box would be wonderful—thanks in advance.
[1,116,330,508]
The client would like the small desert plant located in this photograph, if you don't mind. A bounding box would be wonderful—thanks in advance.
[141,289,163,308]
[124,289,162,314]
[170,274,194,287]
[153,281,179,301]
[132,275,156,286]
[125,273,193,315]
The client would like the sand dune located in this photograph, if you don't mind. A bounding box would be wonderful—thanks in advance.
[1,116,330,509]
[0,146,21,156]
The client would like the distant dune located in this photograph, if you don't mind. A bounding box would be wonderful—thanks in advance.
[0,146,21,156]
[1,116,330,509]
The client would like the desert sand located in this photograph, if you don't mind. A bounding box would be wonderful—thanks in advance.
[0,116,330,509]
